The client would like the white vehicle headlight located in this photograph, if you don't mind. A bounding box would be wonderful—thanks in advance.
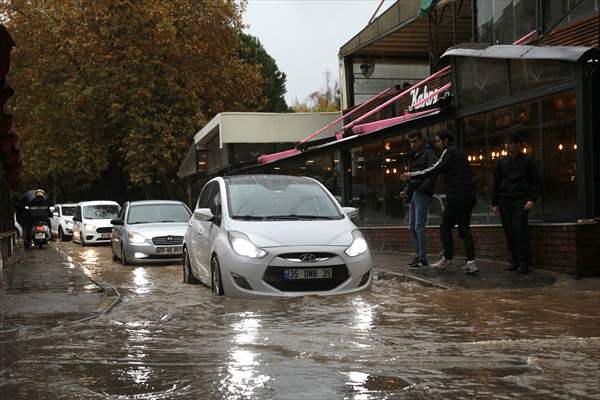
[66,220,73,227]
[85,224,97,231]
[345,230,368,257]
[228,231,266,259]
[128,232,146,244]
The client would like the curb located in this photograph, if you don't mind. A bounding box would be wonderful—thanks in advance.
[376,269,456,290]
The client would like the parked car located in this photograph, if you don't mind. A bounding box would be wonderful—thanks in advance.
[110,200,191,265]
[51,203,77,241]
[73,201,121,246]
[183,175,372,298]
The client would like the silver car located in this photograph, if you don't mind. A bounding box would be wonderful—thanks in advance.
[111,200,191,265]
[183,175,373,298]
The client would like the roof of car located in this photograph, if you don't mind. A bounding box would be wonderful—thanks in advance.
[222,175,314,183]
[55,203,78,207]
[128,200,185,206]
[78,200,120,206]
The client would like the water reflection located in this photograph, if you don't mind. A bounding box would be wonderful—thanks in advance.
[352,298,375,332]
[79,248,99,276]
[223,312,271,399]
[133,268,150,294]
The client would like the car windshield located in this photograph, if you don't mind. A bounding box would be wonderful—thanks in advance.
[61,206,75,216]
[227,176,343,220]
[83,205,120,220]
[127,203,191,224]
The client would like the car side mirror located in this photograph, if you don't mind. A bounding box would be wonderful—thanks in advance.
[110,219,123,225]
[342,207,359,220]
[52,212,59,218]
[194,208,214,221]
[49,207,55,212]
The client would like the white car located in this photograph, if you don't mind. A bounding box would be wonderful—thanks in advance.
[73,201,121,246]
[51,203,77,241]
[183,175,372,298]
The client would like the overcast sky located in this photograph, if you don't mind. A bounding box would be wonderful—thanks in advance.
[243,0,395,105]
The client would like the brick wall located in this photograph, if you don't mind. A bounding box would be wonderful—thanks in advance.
[361,222,600,276]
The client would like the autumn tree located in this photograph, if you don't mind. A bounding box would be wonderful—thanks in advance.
[292,71,340,113]
[238,32,288,113]
[0,0,264,200]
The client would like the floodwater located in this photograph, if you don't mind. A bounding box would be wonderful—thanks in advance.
[1,242,599,399]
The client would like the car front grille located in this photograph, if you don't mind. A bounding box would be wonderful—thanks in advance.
[152,236,184,246]
[276,252,337,262]
[263,264,349,292]
[96,227,112,233]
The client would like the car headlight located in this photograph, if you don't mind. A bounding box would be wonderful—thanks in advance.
[85,224,97,231]
[228,231,266,258]
[65,220,73,227]
[128,232,146,244]
[345,230,368,257]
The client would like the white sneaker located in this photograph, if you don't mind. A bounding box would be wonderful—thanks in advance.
[432,257,453,270]
[462,260,479,274]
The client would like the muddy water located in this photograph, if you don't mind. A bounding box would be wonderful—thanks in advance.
[1,242,599,399]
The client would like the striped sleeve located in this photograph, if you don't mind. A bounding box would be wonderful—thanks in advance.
[410,148,449,179]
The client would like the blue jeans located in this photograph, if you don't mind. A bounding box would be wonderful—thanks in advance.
[409,191,432,262]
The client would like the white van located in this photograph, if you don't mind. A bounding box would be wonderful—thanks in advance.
[73,201,121,246]
[51,203,77,241]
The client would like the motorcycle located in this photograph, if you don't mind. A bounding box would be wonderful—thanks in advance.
[31,220,51,249]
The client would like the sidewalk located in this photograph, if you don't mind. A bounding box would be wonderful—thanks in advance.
[0,243,105,318]
[373,252,560,289]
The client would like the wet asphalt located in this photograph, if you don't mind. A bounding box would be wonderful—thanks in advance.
[1,241,599,399]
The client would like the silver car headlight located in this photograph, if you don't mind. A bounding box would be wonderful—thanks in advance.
[345,230,368,257]
[128,232,147,244]
[228,231,267,259]
[65,220,73,227]
[85,224,97,231]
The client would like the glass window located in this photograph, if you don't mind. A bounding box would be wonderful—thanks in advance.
[511,60,576,94]
[197,182,214,209]
[477,0,494,42]
[494,0,514,44]
[543,0,599,30]
[457,58,509,109]
[541,91,577,221]
[513,0,538,39]
[61,206,75,216]
[83,205,120,220]
[126,204,191,224]
[226,176,343,220]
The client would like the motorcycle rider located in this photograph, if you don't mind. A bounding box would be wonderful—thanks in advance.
[22,189,52,248]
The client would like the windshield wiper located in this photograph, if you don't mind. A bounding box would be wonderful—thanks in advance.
[231,215,268,220]
[264,215,339,220]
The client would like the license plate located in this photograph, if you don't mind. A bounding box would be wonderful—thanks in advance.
[157,246,182,254]
[101,233,111,239]
[34,232,45,239]
[283,268,333,280]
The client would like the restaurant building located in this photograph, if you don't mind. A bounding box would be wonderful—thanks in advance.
[181,0,600,276]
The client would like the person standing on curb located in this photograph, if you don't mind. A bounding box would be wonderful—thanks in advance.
[491,132,542,274]
[400,131,437,270]
[400,129,479,274]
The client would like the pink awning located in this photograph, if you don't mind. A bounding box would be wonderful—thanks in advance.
[257,148,302,164]
[352,108,440,135]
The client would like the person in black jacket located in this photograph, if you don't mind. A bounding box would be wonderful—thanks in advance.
[401,129,479,274]
[491,132,542,274]
[400,131,437,269]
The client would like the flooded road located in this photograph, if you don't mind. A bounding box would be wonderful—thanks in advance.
[1,242,599,399]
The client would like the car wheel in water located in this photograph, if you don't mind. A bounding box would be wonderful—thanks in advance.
[121,245,128,266]
[80,231,85,247]
[182,248,199,284]
[111,245,118,262]
[211,256,224,296]
[58,227,64,242]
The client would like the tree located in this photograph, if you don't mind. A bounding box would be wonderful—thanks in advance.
[1,0,264,199]
[291,71,340,113]
[238,32,288,113]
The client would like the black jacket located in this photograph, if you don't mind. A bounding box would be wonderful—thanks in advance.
[410,145,475,205]
[404,147,437,199]
[491,153,542,206]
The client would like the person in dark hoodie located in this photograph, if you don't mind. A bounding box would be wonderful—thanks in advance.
[400,131,437,270]
[491,132,542,274]
[400,129,479,274]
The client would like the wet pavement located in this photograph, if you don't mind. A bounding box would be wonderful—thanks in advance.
[1,241,599,399]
